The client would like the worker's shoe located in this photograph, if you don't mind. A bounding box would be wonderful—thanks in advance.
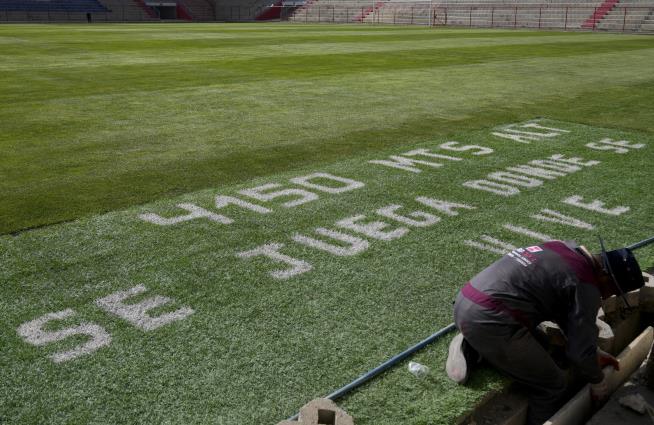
[446,333,479,385]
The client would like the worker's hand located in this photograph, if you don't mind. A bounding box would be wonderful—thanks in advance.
[597,348,620,371]
[590,376,610,405]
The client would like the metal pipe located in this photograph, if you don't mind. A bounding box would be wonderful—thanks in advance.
[628,236,654,251]
[287,323,456,421]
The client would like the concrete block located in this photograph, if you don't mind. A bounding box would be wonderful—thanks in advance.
[538,321,566,347]
[596,318,616,354]
[602,289,640,318]
[611,309,642,355]
[639,272,654,313]
[538,319,615,353]
[602,272,653,316]
[278,398,354,425]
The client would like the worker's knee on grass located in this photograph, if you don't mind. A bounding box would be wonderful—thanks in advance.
[446,333,468,384]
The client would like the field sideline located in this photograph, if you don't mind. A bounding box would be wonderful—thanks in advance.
[1,23,653,424]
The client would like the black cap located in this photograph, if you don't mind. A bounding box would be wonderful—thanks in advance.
[602,248,645,293]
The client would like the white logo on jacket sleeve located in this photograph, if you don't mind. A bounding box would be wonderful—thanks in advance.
[526,246,543,253]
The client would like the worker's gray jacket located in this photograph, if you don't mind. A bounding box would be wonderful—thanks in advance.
[460,240,603,383]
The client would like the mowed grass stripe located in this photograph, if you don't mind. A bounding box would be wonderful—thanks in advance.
[2,38,653,103]
[0,26,642,72]
[1,25,653,235]
[3,53,653,195]
[0,23,598,41]
[0,33,639,73]
[4,48,653,160]
[0,26,631,55]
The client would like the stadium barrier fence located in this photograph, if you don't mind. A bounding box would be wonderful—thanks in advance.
[241,3,654,33]
[1,1,653,33]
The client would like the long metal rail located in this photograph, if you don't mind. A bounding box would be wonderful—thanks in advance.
[628,235,654,251]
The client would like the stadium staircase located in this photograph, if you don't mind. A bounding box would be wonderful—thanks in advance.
[288,0,316,22]
[294,0,317,15]
[176,2,193,19]
[581,0,620,28]
[214,0,281,21]
[289,0,385,23]
[595,0,654,31]
[353,1,384,21]
[256,0,283,20]
[133,0,159,18]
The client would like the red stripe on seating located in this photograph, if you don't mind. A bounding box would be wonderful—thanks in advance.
[582,0,620,28]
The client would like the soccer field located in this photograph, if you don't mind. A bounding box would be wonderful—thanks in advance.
[1,23,653,424]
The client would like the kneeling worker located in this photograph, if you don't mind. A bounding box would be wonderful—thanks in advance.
[446,239,645,425]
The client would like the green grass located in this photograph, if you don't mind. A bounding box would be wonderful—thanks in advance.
[1,24,654,234]
[2,118,653,424]
[1,24,654,425]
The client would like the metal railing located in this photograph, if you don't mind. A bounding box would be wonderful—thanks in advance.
[243,3,654,33]
[2,1,654,32]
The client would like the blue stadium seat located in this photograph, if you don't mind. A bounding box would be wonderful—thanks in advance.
[0,0,108,12]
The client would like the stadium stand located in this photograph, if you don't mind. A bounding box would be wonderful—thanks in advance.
[581,0,618,27]
[0,0,108,21]
[642,8,654,29]
[0,0,107,12]
[367,2,605,29]
[595,0,654,31]
[287,0,654,32]
[290,0,402,23]
[216,0,277,21]
[180,0,215,20]
[0,0,651,29]
[97,0,158,21]
[0,0,214,21]
[256,0,283,19]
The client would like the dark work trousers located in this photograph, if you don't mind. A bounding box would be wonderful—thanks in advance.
[454,295,568,425]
